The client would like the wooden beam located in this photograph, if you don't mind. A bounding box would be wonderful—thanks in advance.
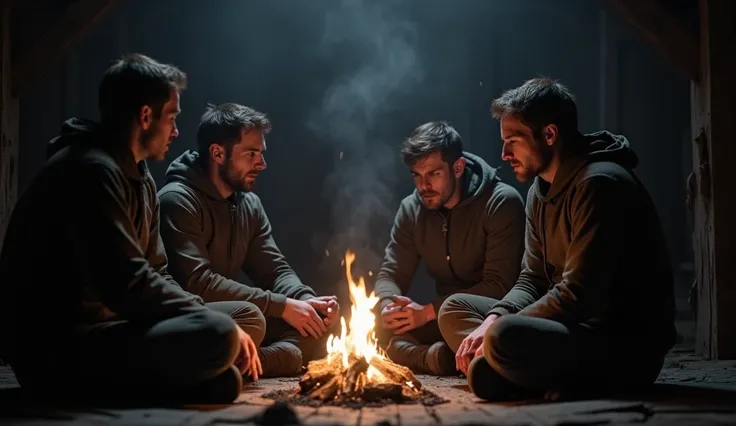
[11,0,120,97]
[604,0,699,81]
[691,0,736,359]
[1,0,19,253]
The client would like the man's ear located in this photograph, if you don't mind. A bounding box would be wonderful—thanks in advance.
[453,157,466,178]
[138,105,154,131]
[209,144,227,165]
[543,124,559,146]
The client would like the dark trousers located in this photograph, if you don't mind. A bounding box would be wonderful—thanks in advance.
[12,301,264,405]
[437,294,499,353]
[441,294,666,400]
[257,317,331,377]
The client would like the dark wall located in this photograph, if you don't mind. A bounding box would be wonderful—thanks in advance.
[17,0,692,305]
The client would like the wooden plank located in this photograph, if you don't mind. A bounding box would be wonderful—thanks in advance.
[603,0,699,81]
[397,404,437,426]
[306,406,361,426]
[690,0,736,360]
[0,0,19,255]
[359,405,398,426]
[11,0,121,97]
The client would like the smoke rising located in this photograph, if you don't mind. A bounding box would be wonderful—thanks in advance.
[308,0,424,284]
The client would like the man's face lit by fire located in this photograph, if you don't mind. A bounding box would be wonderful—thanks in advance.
[219,128,267,193]
[410,151,464,210]
[500,114,555,183]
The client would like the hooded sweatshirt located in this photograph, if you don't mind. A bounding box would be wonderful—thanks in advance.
[157,150,316,318]
[375,152,526,313]
[0,118,207,362]
[488,131,677,354]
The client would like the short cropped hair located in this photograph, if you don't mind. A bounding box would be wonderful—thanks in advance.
[98,53,187,131]
[196,103,271,155]
[400,121,463,167]
[490,77,578,139]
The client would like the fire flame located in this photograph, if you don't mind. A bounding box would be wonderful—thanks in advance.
[326,251,386,381]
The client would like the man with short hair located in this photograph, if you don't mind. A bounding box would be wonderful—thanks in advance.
[375,121,525,376]
[158,102,339,378]
[459,77,676,401]
[0,54,262,405]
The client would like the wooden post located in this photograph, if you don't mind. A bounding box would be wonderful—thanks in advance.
[690,0,736,359]
[0,0,19,254]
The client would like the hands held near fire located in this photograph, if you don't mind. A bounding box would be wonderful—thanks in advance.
[455,313,499,375]
[235,326,263,381]
[381,295,436,335]
[309,295,340,327]
[282,296,340,339]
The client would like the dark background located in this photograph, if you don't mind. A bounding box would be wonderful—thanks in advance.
[17,0,693,314]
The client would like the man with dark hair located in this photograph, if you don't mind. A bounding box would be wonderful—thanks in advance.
[463,77,676,401]
[375,121,525,376]
[158,102,339,378]
[0,54,262,405]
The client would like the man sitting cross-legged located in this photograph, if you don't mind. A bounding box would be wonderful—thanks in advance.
[441,77,677,401]
[158,102,339,378]
[0,54,262,405]
[374,121,525,376]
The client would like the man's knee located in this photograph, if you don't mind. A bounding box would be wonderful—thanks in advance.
[483,314,531,373]
[229,301,266,347]
[437,294,473,352]
[170,309,241,380]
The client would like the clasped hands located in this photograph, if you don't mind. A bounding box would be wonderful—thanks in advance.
[380,295,435,335]
[282,295,340,339]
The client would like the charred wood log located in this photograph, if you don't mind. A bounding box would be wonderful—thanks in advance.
[369,357,422,390]
[309,375,341,401]
[362,383,403,402]
[341,356,369,397]
[299,358,341,393]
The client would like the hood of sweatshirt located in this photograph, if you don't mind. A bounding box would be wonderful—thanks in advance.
[540,130,638,200]
[413,151,499,209]
[47,117,145,181]
[163,150,235,202]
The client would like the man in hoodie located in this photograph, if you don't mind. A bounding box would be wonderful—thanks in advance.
[0,54,263,405]
[462,77,676,401]
[374,121,525,376]
[158,102,339,378]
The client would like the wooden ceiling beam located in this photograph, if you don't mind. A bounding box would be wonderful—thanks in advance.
[604,0,699,81]
[11,0,120,97]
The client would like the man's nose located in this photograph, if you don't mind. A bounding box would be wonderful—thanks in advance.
[257,157,267,170]
[171,125,179,138]
[501,145,512,161]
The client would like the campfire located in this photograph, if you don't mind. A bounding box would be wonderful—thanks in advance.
[265,250,445,408]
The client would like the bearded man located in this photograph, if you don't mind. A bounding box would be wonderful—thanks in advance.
[375,121,525,376]
[158,103,339,378]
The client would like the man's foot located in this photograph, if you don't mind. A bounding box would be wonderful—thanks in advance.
[426,341,457,376]
[467,356,524,401]
[386,338,456,376]
[257,342,303,378]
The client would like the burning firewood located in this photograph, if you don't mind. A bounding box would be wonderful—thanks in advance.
[369,356,422,391]
[267,251,446,408]
[298,358,341,394]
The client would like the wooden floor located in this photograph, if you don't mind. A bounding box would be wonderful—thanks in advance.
[1,347,735,425]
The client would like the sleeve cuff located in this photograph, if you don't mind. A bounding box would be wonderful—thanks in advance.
[264,292,288,317]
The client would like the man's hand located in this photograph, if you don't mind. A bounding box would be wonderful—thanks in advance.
[455,314,498,375]
[307,295,340,328]
[282,298,327,339]
[380,295,435,335]
[234,326,262,381]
